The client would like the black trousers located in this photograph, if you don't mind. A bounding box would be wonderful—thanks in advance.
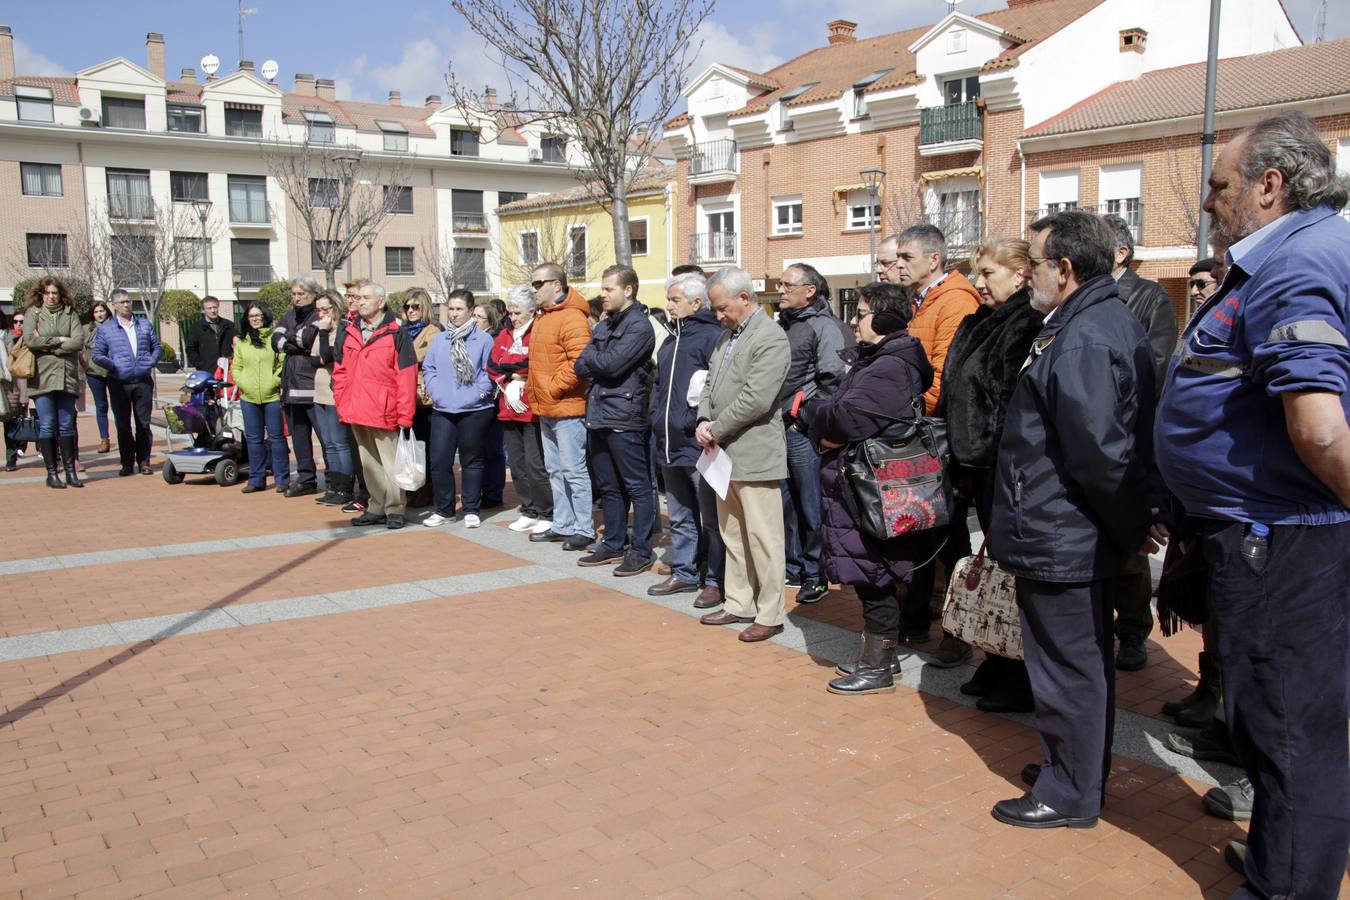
[283,403,317,486]
[901,497,973,633]
[1017,577,1115,819]
[502,420,552,519]
[107,378,153,467]
[1111,556,1155,642]
[1204,519,1350,900]
[856,583,900,636]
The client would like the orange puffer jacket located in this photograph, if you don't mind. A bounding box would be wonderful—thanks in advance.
[526,288,593,418]
[908,270,981,413]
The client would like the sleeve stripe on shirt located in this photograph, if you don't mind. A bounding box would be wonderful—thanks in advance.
[1267,319,1348,347]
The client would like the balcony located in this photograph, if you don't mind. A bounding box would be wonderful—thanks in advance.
[690,232,737,265]
[451,212,489,234]
[231,265,275,288]
[688,139,737,185]
[924,210,982,250]
[1097,200,1144,244]
[108,195,156,221]
[918,101,983,156]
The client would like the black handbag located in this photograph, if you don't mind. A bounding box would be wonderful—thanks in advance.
[836,398,953,540]
[5,408,38,443]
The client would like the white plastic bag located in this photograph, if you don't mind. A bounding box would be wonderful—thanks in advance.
[393,427,426,491]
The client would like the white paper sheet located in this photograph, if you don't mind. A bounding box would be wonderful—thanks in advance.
[696,445,733,500]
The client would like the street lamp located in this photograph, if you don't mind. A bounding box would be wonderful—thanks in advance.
[190,198,213,298]
[333,151,363,281]
[364,230,376,278]
[860,167,886,275]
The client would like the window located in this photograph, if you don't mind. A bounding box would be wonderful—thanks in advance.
[520,231,539,267]
[851,69,892,119]
[385,246,415,276]
[303,110,335,144]
[227,175,268,223]
[378,120,408,152]
[384,185,413,214]
[225,105,263,137]
[948,28,967,54]
[450,128,480,157]
[772,197,803,235]
[566,226,587,280]
[497,191,526,207]
[943,75,981,106]
[310,240,338,270]
[451,189,485,231]
[107,169,153,219]
[629,218,649,256]
[26,233,68,268]
[177,237,212,268]
[170,171,208,203]
[1039,169,1080,216]
[20,162,62,197]
[102,96,146,130]
[935,189,981,247]
[777,82,819,131]
[1099,163,1144,243]
[231,238,271,286]
[167,104,205,133]
[1044,201,1079,214]
[309,177,339,208]
[846,190,880,229]
[453,247,487,290]
[15,84,54,123]
[541,135,567,163]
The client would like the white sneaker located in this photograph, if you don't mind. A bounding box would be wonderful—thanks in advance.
[423,513,451,527]
[530,519,553,535]
[508,516,539,532]
[464,514,481,529]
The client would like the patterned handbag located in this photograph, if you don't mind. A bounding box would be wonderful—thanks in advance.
[940,539,1023,660]
[836,398,953,540]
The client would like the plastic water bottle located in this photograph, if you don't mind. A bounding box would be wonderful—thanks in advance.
[1241,523,1269,574]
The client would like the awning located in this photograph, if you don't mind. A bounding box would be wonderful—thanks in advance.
[832,182,885,197]
[919,166,983,183]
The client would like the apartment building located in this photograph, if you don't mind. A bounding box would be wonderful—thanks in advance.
[665,0,1301,304]
[0,25,586,315]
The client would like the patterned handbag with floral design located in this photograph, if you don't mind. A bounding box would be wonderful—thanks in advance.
[941,539,1023,660]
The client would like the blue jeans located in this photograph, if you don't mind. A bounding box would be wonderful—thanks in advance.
[590,427,655,558]
[663,464,724,587]
[781,425,823,584]
[310,403,352,476]
[33,391,77,439]
[540,416,593,538]
[86,373,110,440]
[482,415,506,503]
[242,400,289,488]
[428,406,494,517]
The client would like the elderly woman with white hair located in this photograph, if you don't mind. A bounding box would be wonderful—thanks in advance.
[272,275,324,497]
[487,285,554,535]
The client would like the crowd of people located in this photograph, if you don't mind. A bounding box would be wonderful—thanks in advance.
[1,111,1346,899]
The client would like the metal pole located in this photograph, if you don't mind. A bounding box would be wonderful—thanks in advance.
[868,187,878,274]
[199,214,210,297]
[1196,0,1221,259]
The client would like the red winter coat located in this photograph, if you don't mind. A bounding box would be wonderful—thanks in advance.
[331,312,418,430]
[488,323,536,423]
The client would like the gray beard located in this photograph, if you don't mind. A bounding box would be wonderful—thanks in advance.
[1210,206,1261,249]
[1030,284,1057,314]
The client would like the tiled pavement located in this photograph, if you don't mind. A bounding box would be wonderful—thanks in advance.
[2,430,1346,898]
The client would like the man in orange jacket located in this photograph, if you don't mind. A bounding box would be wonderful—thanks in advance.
[526,262,595,551]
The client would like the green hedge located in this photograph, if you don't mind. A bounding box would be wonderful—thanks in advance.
[255,282,293,320]
[158,289,201,323]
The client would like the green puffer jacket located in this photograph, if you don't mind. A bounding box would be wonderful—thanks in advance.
[84,326,109,379]
[231,328,283,404]
[22,305,85,397]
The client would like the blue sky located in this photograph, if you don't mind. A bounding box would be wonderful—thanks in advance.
[6,0,1346,110]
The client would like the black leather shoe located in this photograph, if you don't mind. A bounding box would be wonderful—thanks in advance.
[1116,636,1148,671]
[1173,691,1219,728]
[529,529,567,543]
[241,483,266,494]
[385,514,405,529]
[351,512,387,527]
[1223,839,1247,874]
[285,482,318,498]
[960,659,999,697]
[562,535,593,551]
[118,466,134,477]
[1203,777,1253,821]
[991,794,1097,829]
[1166,723,1239,765]
[1021,763,1041,787]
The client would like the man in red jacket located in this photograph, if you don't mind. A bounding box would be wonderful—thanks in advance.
[332,281,419,529]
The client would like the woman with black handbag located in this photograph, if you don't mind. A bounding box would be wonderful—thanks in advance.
[809,282,933,694]
[2,308,32,471]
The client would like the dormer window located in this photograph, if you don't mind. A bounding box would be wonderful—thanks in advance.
[777,82,819,132]
[102,96,146,130]
[225,104,263,138]
[377,120,408,152]
[14,84,54,122]
[851,69,893,119]
[943,75,981,106]
[303,110,335,144]
[450,128,480,157]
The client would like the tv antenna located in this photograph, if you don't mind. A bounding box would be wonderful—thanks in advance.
[1315,0,1328,42]
[238,1,258,63]
[946,0,963,15]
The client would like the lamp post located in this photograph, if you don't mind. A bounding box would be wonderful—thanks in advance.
[860,167,886,275]
[333,151,362,283]
[364,231,376,278]
[190,198,213,298]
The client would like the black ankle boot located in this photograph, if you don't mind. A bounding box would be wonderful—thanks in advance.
[828,632,898,695]
[39,437,64,489]
[4,447,17,472]
[59,436,83,487]
[1163,651,1218,717]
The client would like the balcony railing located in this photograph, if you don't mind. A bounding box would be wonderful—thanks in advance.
[108,195,155,220]
[1097,200,1145,244]
[232,265,275,288]
[452,212,488,232]
[689,139,737,177]
[924,210,982,249]
[690,231,737,265]
[919,100,982,146]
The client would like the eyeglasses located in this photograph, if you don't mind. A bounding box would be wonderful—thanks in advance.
[1027,256,1057,269]
[851,307,873,321]
[875,258,899,270]
[778,281,805,292]
[530,279,556,290]
[1188,278,1214,290]
[403,304,421,311]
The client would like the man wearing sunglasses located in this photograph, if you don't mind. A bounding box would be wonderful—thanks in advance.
[1187,258,1219,308]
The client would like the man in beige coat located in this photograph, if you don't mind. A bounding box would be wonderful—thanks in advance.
[696,267,792,642]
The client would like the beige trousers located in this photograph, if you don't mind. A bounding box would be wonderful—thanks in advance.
[351,424,405,517]
[717,480,786,627]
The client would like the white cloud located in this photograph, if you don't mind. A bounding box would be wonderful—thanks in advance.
[13,38,68,77]
[687,19,785,80]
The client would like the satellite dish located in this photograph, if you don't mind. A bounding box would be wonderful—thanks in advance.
[200,53,220,76]
[261,60,279,82]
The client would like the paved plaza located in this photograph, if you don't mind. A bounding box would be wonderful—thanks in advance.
[1,419,1342,899]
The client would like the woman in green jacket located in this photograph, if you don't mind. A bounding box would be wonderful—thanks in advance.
[232,303,289,494]
[21,277,85,489]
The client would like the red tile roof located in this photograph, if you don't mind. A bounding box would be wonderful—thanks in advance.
[0,77,80,103]
[496,165,673,214]
[1025,37,1350,136]
[165,80,203,104]
[280,93,436,137]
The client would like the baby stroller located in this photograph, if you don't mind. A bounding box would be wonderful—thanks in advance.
[161,365,248,486]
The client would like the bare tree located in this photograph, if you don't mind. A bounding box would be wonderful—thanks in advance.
[1167,147,1202,247]
[497,207,610,287]
[446,0,713,267]
[102,201,226,323]
[262,140,414,290]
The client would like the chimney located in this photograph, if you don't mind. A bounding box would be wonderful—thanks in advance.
[294,73,316,96]
[827,19,857,45]
[484,86,498,109]
[1118,28,1148,80]
[0,26,15,81]
[239,60,255,74]
[316,78,336,101]
[387,90,401,105]
[179,67,197,83]
[425,94,442,108]
[146,32,165,79]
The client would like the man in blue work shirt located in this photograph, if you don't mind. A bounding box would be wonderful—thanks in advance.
[1155,112,1350,900]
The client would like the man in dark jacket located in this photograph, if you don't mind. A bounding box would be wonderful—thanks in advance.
[775,263,855,604]
[184,295,236,372]
[648,272,724,607]
[989,210,1157,830]
[92,289,162,476]
[574,264,657,576]
[1103,214,1179,672]
[272,277,323,497]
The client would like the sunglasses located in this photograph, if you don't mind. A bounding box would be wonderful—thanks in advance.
[1188,279,1214,289]
[531,279,556,290]
[403,304,421,310]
